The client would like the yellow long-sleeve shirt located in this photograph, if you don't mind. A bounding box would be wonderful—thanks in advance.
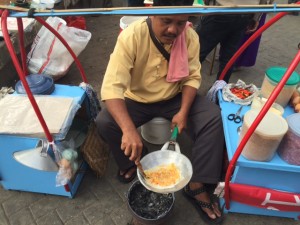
[101,18,201,103]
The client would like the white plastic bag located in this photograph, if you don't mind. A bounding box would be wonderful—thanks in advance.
[27,17,91,80]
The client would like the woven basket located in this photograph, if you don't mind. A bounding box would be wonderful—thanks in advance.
[80,121,110,177]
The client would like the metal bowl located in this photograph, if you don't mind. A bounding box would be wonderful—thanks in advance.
[137,142,193,194]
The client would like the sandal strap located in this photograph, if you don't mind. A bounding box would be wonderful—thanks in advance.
[184,185,214,210]
[185,184,207,197]
[196,200,214,210]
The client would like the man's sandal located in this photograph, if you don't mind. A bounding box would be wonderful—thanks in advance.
[117,147,149,184]
[117,165,137,184]
[183,185,224,225]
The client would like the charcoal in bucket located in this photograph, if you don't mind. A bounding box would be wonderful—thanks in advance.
[127,180,175,225]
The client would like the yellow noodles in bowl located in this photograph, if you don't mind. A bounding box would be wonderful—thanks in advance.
[144,163,181,188]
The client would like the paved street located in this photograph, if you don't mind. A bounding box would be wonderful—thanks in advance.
[0,0,300,224]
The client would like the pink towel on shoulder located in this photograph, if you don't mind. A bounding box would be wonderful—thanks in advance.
[166,22,192,83]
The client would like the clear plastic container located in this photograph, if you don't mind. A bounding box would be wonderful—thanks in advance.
[260,67,299,107]
[278,113,300,166]
[251,93,284,116]
[239,109,288,162]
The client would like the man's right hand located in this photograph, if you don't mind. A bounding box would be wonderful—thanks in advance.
[105,99,143,163]
[121,128,144,163]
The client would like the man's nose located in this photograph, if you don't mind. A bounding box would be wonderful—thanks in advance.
[167,24,178,35]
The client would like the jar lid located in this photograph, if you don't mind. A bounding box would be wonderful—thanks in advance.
[286,113,300,137]
[265,67,299,86]
[244,109,288,137]
[15,74,55,95]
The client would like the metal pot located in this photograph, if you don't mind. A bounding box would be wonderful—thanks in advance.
[137,127,193,194]
[127,180,175,225]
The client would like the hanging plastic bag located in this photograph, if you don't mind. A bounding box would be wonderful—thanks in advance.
[55,139,80,186]
[27,17,91,80]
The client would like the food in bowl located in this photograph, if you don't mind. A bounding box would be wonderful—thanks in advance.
[230,87,253,99]
[144,163,181,188]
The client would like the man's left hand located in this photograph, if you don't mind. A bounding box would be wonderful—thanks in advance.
[172,111,187,133]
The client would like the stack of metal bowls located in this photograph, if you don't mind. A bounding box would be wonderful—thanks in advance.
[15,74,55,95]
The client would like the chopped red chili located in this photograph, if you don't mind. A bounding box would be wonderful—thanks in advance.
[230,87,253,99]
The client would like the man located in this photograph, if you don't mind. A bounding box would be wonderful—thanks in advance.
[96,0,224,223]
[197,0,274,83]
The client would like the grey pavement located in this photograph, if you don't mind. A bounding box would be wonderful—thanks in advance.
[1,0,300,224]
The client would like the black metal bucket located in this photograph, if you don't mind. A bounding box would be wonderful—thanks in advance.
[127,180,175,225]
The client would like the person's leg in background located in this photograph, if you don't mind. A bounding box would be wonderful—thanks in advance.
[215,14,251,83]
[288,0,299,15]
[196,15,224,64]
[234,14,267,69]
[196,14,247,83]
[127,0,144,6]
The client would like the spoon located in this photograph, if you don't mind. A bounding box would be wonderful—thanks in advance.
[136,162,149,179]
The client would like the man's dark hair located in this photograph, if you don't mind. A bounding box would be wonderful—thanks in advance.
[153,0,194,6]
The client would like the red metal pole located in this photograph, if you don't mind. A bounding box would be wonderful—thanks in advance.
[1,10,54,143]
[17,18,28,76]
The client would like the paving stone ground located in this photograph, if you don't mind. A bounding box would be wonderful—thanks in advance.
[0,0,299,224]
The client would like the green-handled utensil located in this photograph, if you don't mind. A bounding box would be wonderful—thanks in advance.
[168,126,179,150]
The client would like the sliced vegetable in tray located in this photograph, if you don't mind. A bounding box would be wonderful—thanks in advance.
[222,79,259,105]
[230,87,253,99]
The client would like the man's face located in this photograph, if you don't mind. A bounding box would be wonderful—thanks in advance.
[151,15,189,45]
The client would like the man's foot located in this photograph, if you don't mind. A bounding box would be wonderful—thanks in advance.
[117,166,137,183]
[183,182,223,224]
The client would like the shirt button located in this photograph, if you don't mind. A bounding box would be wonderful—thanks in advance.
[156,65,160,69]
